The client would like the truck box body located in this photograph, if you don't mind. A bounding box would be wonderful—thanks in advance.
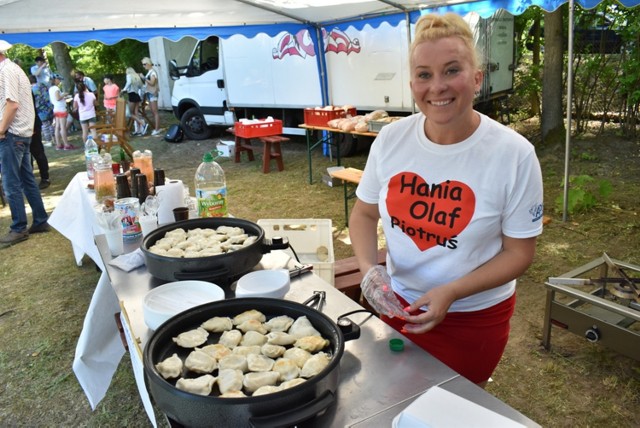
[163,11,515,139]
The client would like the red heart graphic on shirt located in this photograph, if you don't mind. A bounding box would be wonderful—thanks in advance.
[385,172,475,251]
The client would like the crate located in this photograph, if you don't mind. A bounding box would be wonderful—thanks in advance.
[234,119,283,138]
[304,108,357,127]
[257,219,335,285]
[368,120,390,133]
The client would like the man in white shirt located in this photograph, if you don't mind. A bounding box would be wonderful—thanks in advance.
[0,40,50,246]
[30,56,51,87]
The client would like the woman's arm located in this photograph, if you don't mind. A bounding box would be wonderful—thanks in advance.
[349,199,382,274]
[403,235,537,334]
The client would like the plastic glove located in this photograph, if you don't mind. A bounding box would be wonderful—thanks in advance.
[361,265,407,319]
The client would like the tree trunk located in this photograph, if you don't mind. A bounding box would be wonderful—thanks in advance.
[50,42,74,93]
[529,17,541,117]
[541,8,566,144]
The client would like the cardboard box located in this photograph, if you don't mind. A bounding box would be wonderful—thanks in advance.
[322,174,342,187]
[322,166,345,187]
[217,140,235,158]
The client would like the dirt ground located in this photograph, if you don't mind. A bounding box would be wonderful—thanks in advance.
[0,115,639,427]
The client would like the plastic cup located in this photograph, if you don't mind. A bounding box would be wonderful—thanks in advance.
[104,228,124,256]
[139,215,158,236]
[173,207,189,222]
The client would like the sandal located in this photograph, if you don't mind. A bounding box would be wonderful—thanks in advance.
[63,145,79,150]
[55,145,64,150]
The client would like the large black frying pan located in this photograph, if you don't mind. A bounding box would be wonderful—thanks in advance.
[143,297,359,427]
[140,218,289,284]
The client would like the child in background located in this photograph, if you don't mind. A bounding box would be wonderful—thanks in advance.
[102,74,120,114]
[73,81,98,143]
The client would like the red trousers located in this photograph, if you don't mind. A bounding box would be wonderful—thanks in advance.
[382,293,516,384]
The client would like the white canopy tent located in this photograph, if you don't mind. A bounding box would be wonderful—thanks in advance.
[4,0,635,47]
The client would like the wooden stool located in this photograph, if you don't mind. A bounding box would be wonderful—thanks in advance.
[259,135,289,173]
[234,137,255,163]
[226,128,256,163]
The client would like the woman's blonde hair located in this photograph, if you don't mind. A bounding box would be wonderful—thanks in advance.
[410,13,480,69]
[126,67,143,87]
[142,57,153,66]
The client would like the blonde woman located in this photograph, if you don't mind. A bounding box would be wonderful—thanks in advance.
[349,13,543,387]
[123,67,147,135]
[141,57,161,136]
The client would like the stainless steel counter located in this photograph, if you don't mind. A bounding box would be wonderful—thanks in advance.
[96,235,539,427]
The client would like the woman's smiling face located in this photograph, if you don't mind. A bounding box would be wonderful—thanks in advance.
[410,36,482,130]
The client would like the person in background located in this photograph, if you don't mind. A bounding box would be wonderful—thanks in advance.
[30,56,51,87]
[72,81,98,143]
[29,74,54,147]
[123,67,147,136]
[0,40,50,247]
[74,70,98,96]
[349,13,544,387]
[102,73,120,114]
[141,57,161,136]
[48,73,75,150]
[29,92,51,189]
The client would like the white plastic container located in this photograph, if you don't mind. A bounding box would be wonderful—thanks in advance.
[257,219,335,285]
[143,280,225,330]
[235,270,290,299]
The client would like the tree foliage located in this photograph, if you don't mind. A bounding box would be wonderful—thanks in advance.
[7,39,148,89]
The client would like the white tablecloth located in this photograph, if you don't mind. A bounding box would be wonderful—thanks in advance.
[49,172,125,410]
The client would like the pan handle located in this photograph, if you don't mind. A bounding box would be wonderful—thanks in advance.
[248,390,335,428]
[174,267,229,280]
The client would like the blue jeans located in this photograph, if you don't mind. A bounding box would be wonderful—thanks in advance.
[0,132,49,233]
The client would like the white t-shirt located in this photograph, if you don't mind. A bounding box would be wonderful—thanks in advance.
[48,85,67,113]
[356,112,544,312]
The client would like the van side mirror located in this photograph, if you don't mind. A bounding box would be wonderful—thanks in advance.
[169,59,189,80]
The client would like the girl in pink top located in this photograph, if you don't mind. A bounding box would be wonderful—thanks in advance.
[102,74,120,112]
[73,81,98,143]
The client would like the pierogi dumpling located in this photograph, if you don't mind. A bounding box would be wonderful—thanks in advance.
[185,348,217,374]
[155,353,183,379]
[288,316,321,338]
[233,309,266,325]
[201,316,233,333]
[300,352,330,378]
[172,327,209,348]
[217,369,244,394]
[294,335,330,353]
[175,374,215,396]
[219,329,242,349]
[264,315,294,332]
[242,371,280,393]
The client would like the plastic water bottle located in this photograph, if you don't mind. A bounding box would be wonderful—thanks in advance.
[195,151,228,217]
[85,135,99,180]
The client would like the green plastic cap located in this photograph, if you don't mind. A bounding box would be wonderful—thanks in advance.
[389,338,404,352]
[202,152,214,162]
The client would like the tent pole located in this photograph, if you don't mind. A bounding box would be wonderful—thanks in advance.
[562,0,575,222]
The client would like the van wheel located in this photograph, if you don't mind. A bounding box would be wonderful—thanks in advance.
[181,107,212,140]
[330,133,358,157]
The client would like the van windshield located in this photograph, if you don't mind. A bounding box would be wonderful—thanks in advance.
[191,36,219,74]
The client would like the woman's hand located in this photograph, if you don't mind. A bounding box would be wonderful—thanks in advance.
[401,285,458,334]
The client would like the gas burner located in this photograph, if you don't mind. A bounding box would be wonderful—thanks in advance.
[543,253,640,361]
